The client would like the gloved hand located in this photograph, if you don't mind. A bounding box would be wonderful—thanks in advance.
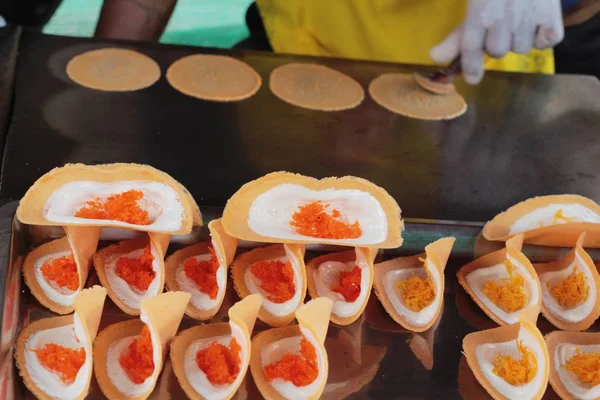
[430,0,565,84]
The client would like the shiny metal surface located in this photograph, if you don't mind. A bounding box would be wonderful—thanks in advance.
[0,203,598,399]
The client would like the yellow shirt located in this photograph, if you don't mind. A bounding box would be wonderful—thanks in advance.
[256,0,554,74]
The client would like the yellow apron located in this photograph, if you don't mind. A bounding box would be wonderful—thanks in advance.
[256,0,554,74]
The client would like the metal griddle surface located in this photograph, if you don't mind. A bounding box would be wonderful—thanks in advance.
[3,30,600,221]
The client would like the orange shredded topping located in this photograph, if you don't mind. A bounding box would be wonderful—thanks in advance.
[74,190,151,225]
[548,266,590,308]
[195,338,242,385]
[40,253,79,291]
[552,209,575,225]
[290,201,362,239]
[33,343,86,384]
[492,340,538,385]
[264,338,318,387]
[482,259,528,313]
[184,247,219,299]
[115,245,155,291]
[564,347,600,387]
[396,257,436,312]
[333,266,362,302]
[250,260,295,303]
[119,325,154,384]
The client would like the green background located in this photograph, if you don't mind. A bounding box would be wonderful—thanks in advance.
[43,0,254,48]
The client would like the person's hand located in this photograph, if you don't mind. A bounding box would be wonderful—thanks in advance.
[430,0,564,84]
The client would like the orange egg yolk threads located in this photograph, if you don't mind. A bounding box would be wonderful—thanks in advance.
[264,338,318,387]
[34,343,86,384]
[184,247,219,299]
[195,338,242,385]
[396,257,436,312]
[119,325,154,384]
[482,259,528,313]
[548,266,590,308]
[333,266,362,302]
[492,340,538,385]
[552,209,575,225]
[564,347,600,387]
[74,190,151,225]
[290,201,362,239]
[40,254,79,291]
[115,245,155,292]
[250,260,295,303]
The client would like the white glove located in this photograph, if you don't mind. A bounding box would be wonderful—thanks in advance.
[430,0,564,85]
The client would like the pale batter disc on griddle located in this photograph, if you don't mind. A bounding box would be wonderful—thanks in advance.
[269,63,364,111]
[66,48,161,92]
[369,73,467,120]
[166,54,261,101]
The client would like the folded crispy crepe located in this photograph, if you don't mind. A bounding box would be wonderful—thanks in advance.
[306,247,376,325]
[17,163,201,235]
[94,233,170,315]
[373,237,455,332]
[170,294,262,400]
[93,291,190,400]
[462,308,549,400]
[222,172,403,248]
[15,286,107,400]
[533,233,600,331]
[457,234,542,326]
[250,298,333,400]
[483,195,600,247]
[165,219,238,320]
[23,226,100,314]
[232,244,307,327]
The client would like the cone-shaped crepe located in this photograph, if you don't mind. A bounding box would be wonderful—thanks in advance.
[94,232,170,315]
[232,244,307,327]
[533,233,600,332]
[15,286,107,400]
[170,294,262,400]
[23,226,101,315]
[94,291,190,400]
[306,247,376,325]
[165,219,238,320]
[545,331,600,400]
[457,234,542,326]
[222,172,403,249]
[483,195,600,247]
[17,163,201,235]
[463,308,549,400]
[250,298,333,400]
[373,237,455,332]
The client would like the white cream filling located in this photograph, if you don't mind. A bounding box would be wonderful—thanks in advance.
[43,180,185,232]
[244,246,303,317]
[183,322,247,400]
[476,326,547,400]
[24,313,91,400]
[509,203,600,235]
[313,249,370,318]
[247,184,388,245]
[539,252,596,323]
[34,250,78,307]
[556,343,600,400]
[465,255,539,325]
[176,241,226,310]
[105,243,162,310]
[382,258,442,327]
[260,326,325,400]
[107,312,161,397]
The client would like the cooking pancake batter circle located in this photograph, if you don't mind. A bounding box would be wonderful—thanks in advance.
[166,54,262,101]
[66,48,161,92]
[269,63,364,111]
[369,73,467,120]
